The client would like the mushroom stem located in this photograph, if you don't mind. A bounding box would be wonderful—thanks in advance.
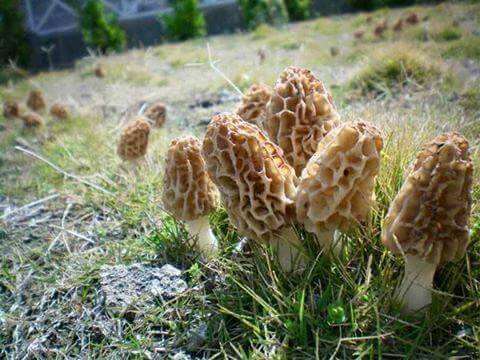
[185,216,219,257]
[315,229,341,255]
[396,254,437,313]
[271,227,307,273]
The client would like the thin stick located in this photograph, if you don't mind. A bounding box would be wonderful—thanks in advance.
[206,43,244,97]
[15,146,114,197]
[51,224,95,244]
[0,193,60,220]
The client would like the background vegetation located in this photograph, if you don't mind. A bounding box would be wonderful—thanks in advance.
[162,0,206,40]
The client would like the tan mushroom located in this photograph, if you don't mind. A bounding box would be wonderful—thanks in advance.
[3,100,23,119]
[202,113,305,272]
[144,102,167,127]
[162,136,220,257]
[296,121,383,253]
[94,64,106,78]
[264,66,341,176]
[382,133,473,313]
[26,90,46,112]
[50,103,70,120]
[21,112,44,128]
[117,116,151,165]
[236,83,272,129]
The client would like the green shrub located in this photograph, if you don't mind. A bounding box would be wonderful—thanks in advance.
[80,0,126,54]
[239,0,288,30]
[350,44,442,96]
[284,0,311,21]
[347,0,416,10]
[162,0,206,40]
[0,0,29,67]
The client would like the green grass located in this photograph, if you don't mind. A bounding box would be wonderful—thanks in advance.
[432,26,463,42]
[349,43,443,97]
[1,1,480,358]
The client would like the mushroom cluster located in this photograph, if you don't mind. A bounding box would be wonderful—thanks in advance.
[158,65,474,317]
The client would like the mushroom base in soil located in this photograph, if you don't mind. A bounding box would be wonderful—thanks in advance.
[314,228,342,255]
[396,254,437,313]
[184,216,219,257]
[270,227,307,273]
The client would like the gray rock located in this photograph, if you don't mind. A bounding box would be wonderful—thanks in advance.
[100,264,188,314]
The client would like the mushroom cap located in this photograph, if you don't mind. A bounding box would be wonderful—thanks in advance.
[144,102,167,127]
[94,64,106,78]
[236,83,272,129]
[117,116,151,161]
[264,66,341,176]
[21,112,44,128]
[162,135,219,221]
[296,121,383,234]
[202,113,298,242]
[3,100,22,119]
[50,103,69,120]
[26,90,46,112]
[382,133,473,264]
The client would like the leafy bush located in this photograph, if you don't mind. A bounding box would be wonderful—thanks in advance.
[284,0,311,21]
[350,44,442,96]
[162,0,206,40]
[239,0,288,30]
[347,0,416,10]
[80,0,126,54]
[0,0,29,67]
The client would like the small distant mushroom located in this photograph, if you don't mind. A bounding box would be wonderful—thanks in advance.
[405,13,419,25]
[21,112,44,128]
[366,16,373,24]
[330,46,340,57]
[162,136,220,257]
[296,121,383,253]
[354,30,365,40]
[95,64,106,78]
[382,133,473,313]
[257,48,266,64]
[265,66,341,176]
[393,19,403,32]
[374,20,388,38]
[26,90,46,112]
[50,103,70,120]
[3,100,22,119]
[144,101,167,127]
[117,116,151,166]
[202,113,305,272]
[236,83,272,129]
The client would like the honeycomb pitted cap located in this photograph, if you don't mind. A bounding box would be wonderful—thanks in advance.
[27,90,46,112]
[21,112,44,128]
[3,100,22,119]
[265,66,341,176]
[236,84,272,128]
[296,121,383,234]
[382,133,473,264]
[202,113,298,242]
[144,102,167,127]
[117,117,151,161]
[162,135,219,221]
[50,103,70,120]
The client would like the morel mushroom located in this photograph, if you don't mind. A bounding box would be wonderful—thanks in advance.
[144,102,167,127]
[117,117,151,164]
[3,100,22,119]
[162,136,220,257]
[26,90,46,112]
[21,112,44,128]
[50,103,70,120]
[382,133,473,313]
[296,121,383,253]
[236,84,272,129]
[202,113,305,272]
[265,66,341,176]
